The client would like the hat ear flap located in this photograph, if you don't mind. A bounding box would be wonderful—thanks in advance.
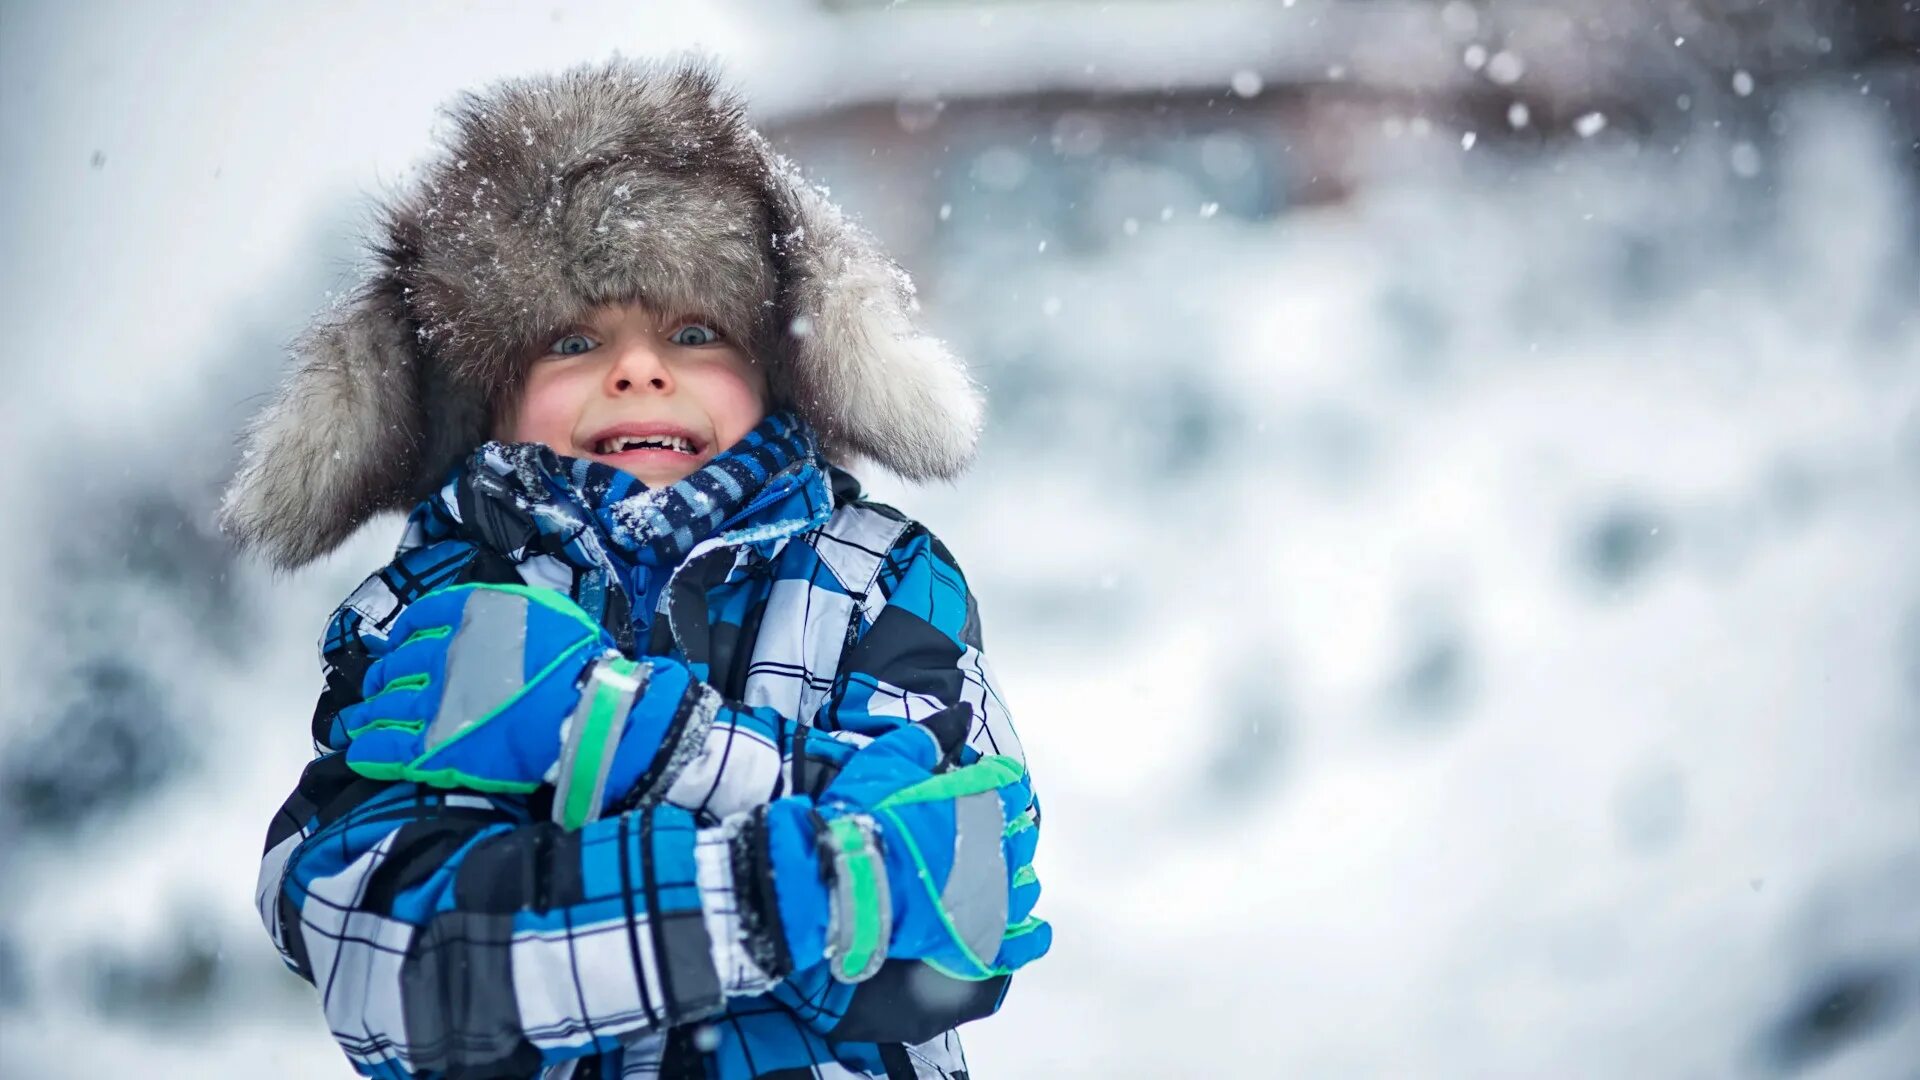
[221,283,424,569]
[763,147,982,481]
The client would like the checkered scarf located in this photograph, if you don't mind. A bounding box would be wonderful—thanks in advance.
[391,410,821,641]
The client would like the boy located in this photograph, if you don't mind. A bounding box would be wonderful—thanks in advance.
[224,60,1050,1080]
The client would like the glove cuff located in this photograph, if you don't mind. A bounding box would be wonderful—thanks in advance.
[817,812,891,983]
[753,797,893,985]
[551,653,646,830]
[728,803,799,980]
[604,662,721,816]
[549,652,723,828]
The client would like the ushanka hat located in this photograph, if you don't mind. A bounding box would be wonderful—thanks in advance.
[221,57,980,568]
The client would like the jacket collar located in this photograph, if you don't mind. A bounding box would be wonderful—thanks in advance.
[393,412,835,624]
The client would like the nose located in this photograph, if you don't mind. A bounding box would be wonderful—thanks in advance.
[605,340,673,395]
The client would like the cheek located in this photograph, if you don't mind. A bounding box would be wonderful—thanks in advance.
[503,367,584,450]
[697,361,769,446]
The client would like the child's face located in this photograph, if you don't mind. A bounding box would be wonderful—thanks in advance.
[501,301,769,487]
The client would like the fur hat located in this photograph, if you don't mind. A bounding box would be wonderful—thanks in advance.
[221,57,980,568]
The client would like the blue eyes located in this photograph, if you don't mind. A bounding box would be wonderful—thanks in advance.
[550,333,596,356]
[671,324,721,347]
[543,323,721,357]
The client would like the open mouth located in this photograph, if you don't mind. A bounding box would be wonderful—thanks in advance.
[592,433,701,456]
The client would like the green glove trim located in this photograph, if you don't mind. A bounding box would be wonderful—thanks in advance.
[555,656,642,830]
[358,672,433,709]
[919,914,1049,982]
[824,814,889,983]
[874,754,1025,810]
[344,760,543,795]
[343,718,427,738]
[1004,807,1037,838]
[1003,915,1046,938]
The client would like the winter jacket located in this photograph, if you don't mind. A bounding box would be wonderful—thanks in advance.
[256,423,1031,1079]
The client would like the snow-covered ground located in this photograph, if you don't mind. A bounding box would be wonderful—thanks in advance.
[3,2,1917,1076]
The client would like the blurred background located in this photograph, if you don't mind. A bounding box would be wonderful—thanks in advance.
[3,1,1919,1075]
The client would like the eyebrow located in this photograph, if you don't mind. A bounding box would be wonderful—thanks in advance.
[548,307,730,340]
[658,310,724,330]
[543,315,600,336]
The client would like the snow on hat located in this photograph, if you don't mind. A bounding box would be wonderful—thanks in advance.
[221,57,980,568]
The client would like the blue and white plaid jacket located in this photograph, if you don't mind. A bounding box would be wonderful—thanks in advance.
[257,420,1031,1079]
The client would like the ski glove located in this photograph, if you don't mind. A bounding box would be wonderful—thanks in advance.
[757,704,1051,985]
[340,584,694,828]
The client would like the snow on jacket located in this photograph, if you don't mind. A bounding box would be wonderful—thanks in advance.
[256,416,1031,1079]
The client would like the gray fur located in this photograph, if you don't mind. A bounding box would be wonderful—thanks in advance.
[220,281,424,568]
[221,58,980,568]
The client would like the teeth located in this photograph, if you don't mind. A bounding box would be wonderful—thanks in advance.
[598,434,695,455]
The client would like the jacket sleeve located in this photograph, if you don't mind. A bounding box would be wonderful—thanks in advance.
[256,546,785,1079]
[640,521,1024,817]
[257,761,780,1078]
[764,521,1035,1045]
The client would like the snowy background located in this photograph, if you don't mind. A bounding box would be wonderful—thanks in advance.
[4,1,1919,1076]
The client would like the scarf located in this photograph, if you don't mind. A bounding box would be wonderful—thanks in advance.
[392,410,823,648]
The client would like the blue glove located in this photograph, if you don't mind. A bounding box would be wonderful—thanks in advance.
[761,704,1051,984]
[340,584,693,828]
